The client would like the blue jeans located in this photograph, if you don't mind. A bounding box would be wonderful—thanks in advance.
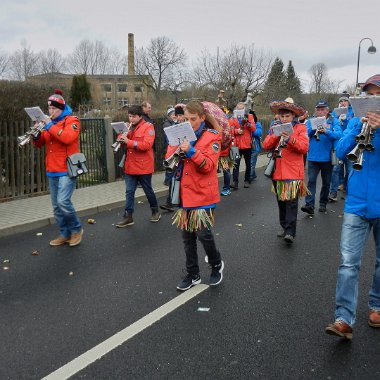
[335,213,380,326]
[232,148,252,183]
[330,163,343,193]
[305,161,332,207]
[222,169,231,191]
[124,174,158,215]
[48,175,82,238]
[250,151,258,180]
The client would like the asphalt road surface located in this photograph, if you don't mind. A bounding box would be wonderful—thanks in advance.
[1,168,379,380]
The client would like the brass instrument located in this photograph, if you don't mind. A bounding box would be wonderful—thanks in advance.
[112,123,131,152]
[163,146,186,171]
[346,120,375,171]
[274,136,287,158]
[314,127,323,141]
[17,122,45,147]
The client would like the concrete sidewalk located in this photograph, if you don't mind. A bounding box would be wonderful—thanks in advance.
[0,155,267,237]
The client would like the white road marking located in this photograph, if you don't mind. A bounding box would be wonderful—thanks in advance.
[42,284,209,380]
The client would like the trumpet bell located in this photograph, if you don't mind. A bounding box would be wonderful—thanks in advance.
[17,134,31,147]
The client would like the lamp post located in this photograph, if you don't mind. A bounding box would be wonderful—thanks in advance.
[355,37,376,89]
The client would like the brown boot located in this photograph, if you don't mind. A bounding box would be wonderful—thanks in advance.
[115,214,134,227]
[69,229,84,247]
[50,236,71,246]
[368,310,380,328]
[325,320,353,340]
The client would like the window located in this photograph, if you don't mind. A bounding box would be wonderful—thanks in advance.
[117,84,128,92]
[118,98,129,107]
[134,85,144,93]
[103,97,111,106]
[102,84,112,92]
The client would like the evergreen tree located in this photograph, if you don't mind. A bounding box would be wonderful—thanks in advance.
[285,60,302,102]
[262,57,287,103]
[70,74,91,111]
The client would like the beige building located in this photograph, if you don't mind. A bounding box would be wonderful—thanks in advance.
[26,72,153,109]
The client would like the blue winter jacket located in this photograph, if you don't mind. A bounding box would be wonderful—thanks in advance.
[306,115,342,162]
[336,117,380,218]
[252,121,263,153]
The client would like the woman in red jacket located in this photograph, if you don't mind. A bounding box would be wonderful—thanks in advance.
[167,101,224,291]
[262,99,309,244]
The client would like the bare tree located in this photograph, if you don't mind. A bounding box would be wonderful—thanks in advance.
[0,50,9,78]
[309,63,329,94]
[193,44,273,107]
[135,36,187,98]
[39,48,66,74]
[8,40,40,80]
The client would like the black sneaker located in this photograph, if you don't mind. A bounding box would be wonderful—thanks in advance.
[177,273,201,291]
[277,230,285,238]
[115,214,134,227]
[328,192,338,202]
[244,181,250,188]
[284,234,294,244]
[319,204,327,213]
[210,260,224,286]
[301,205,314,215]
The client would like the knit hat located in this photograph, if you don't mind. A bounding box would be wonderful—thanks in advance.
[174,105,185,116]
[167,107,175,116]
[48,89,65,110]
[362,74,380,91]
[338,96,350,103]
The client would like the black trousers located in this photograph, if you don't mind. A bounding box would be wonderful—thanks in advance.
[273,181,299,237]
[182,226,221,275]
[232,148,252,183]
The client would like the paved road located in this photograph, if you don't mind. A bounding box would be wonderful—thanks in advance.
[1,169,378,380]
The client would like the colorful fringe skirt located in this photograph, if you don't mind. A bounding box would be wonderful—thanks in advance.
[272,180,310,201]
[172,208,215,232]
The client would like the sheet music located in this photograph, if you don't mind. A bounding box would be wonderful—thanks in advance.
[164,122,197,146]
[271,122,294,136]
[233,109,245,119]
[333,107,348,117]
[309,116,327,130]
[24,107,46,122]
[111,122,129,134]
[349,96,380,118]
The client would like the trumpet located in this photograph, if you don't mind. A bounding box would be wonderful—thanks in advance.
[163,146,186,171]
[17,122,45,147]
[314,127,323,141]
[274,136,287,158]
[112,123,131,152]
[346,120,375,171]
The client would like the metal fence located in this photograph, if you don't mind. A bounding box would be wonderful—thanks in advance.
[0,118,108,201]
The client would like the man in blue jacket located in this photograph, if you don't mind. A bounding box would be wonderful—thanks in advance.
[325,74,380,340]
[301,100,342,214]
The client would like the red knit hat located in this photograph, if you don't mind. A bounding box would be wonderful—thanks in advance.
[48,89,65,110]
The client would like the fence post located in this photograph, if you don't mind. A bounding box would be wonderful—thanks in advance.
[104,116,116,182]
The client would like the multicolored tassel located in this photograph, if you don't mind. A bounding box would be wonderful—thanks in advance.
[272,180,310,201]
[218,156,235,171]
[172,208,215,232]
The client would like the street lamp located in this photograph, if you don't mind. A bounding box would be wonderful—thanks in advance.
[355,37,376,89]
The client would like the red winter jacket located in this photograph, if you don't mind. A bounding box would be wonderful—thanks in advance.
[229,114,256,149]
[166,129,221,208]
[123,119,155,175]
[262,123,309,180]
[33,115,80,173]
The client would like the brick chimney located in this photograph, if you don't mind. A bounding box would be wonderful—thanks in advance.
[128,33,135,75]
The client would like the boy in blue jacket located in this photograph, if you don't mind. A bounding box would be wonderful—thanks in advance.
[325,74,380,340]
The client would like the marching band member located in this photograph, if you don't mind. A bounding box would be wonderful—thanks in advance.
[249,110,263,181]
[262,98,309,244]
[168,100,224,291]
[301,100,342,214]
[326,74,380,340]
[229,102,256,189]
[115,104,161,227]
[33,90,83,247]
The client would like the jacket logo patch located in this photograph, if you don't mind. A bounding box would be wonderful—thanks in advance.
[148,130,154,136]
[212,143,220,152]
[57,129,63,136]
[72,123,78,130]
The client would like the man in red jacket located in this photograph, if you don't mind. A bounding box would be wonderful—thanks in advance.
[115,104,160,227]
[33,90,83,247]
[229,102,256,189]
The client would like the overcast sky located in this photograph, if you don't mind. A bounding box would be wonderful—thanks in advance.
[1,0,379,91]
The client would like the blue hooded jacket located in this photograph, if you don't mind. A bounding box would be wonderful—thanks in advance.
[306,115,342,162]
[336,117,380,218]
